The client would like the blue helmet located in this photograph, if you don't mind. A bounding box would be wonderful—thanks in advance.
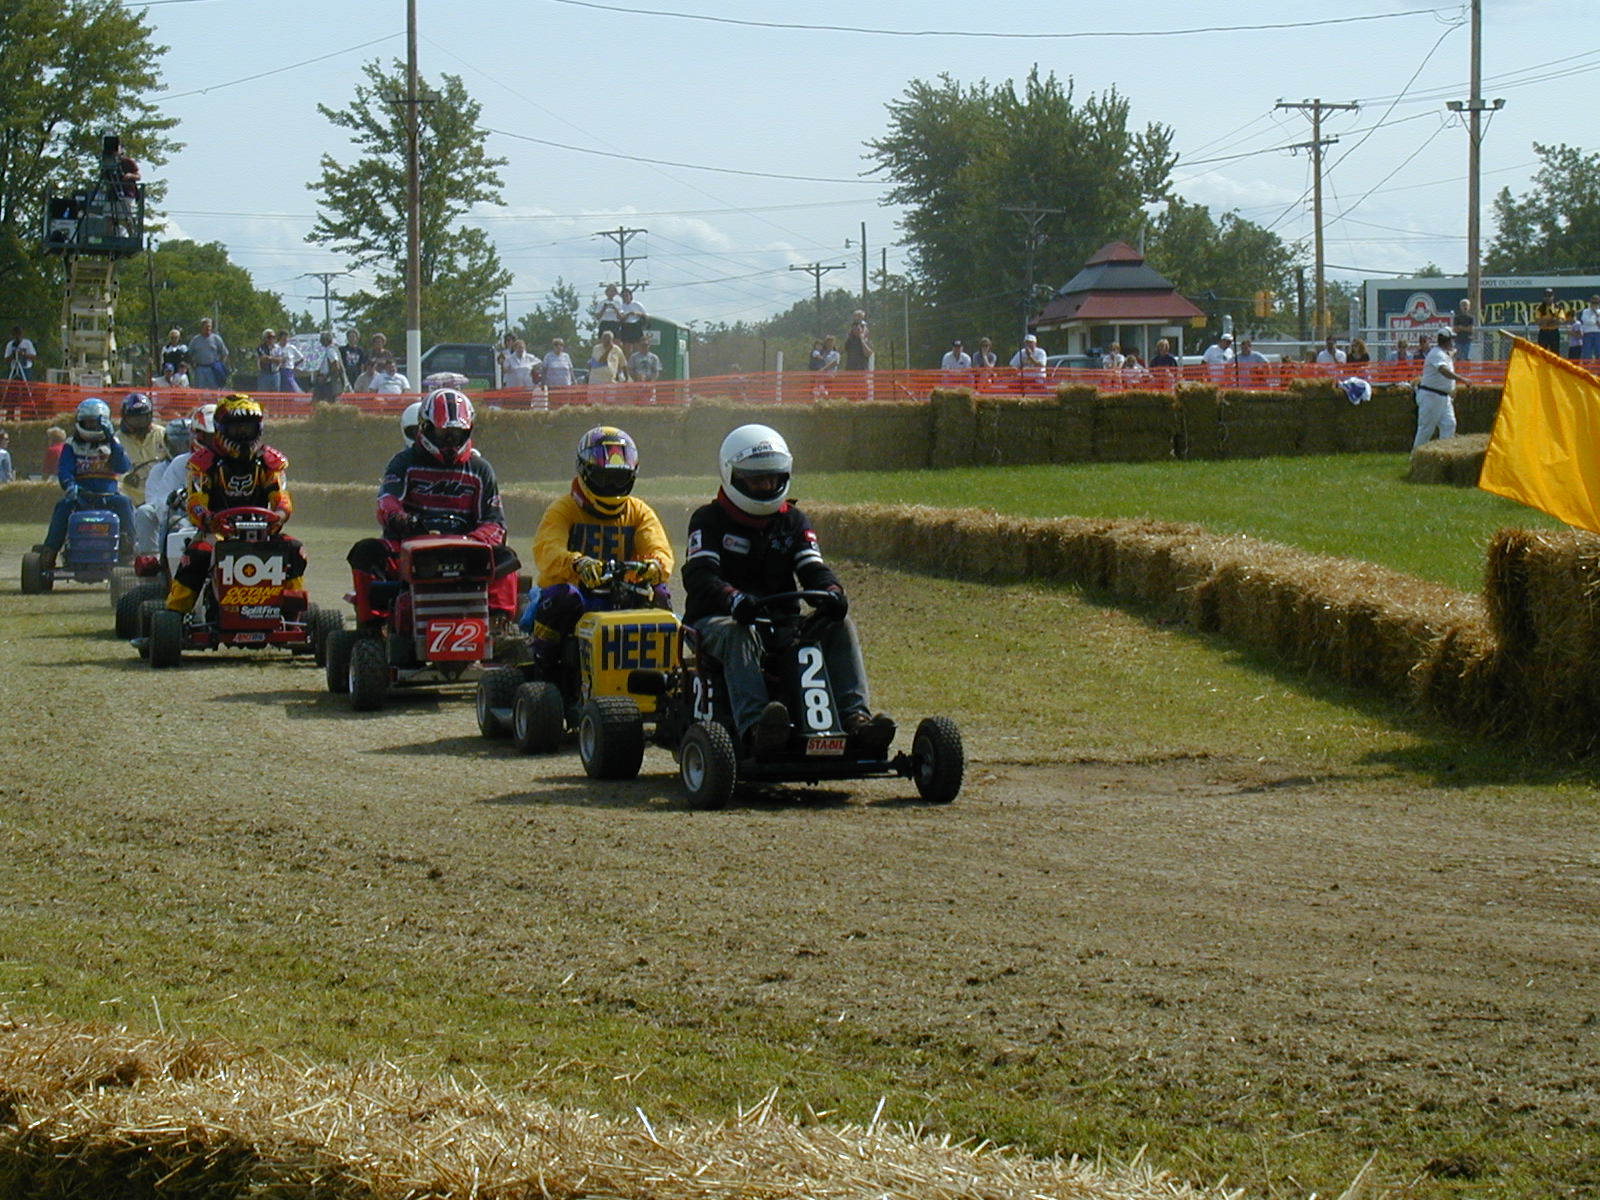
[121,392,153,420]
[74,397,112,443]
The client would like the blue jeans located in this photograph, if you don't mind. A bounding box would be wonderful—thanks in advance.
[46,491,136,553]
[1584,332,1600,361]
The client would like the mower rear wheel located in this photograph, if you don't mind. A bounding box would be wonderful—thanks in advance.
[348,636,389,710]
[20,551,49,594]
[324,629,360,693]
[912,716,964,804]
[476,667,522,739]
[680,721,737,811]
[116,583,163,639]
[108,566,140,607]
[512,681,565,754]
[578,696,645,780]
[307,606,344,666]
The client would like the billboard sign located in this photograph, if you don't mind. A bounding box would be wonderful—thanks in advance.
[1364,274,1600,346]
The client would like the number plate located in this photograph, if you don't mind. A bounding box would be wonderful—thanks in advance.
[425,616,488,661]
[805,735,847,757]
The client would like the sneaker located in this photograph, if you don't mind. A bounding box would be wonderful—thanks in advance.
[844,711,896,752]
[489,614,526,662]
[746,700,791,754]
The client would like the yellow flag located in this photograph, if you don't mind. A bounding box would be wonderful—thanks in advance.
[1479,336,1600,535]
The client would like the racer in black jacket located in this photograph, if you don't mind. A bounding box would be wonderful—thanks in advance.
[682,423,894,753]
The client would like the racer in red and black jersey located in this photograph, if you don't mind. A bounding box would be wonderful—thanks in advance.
[682,423,894,753]
[345,388,522,630]
[166,394,305,612]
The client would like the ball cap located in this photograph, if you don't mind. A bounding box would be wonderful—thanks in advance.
[1437,329,1455,341]
[1023,333,1038,343]
[1220,332,1233,341]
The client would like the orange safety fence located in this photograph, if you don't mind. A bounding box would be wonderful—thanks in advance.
[0,359,1537,422]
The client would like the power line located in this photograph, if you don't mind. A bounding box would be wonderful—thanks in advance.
[160,33,401,99]
[485,127,876,185]
[543,0,1455,39]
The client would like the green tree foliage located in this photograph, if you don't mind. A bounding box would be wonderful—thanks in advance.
[0,0,178,356]
[1144,198,1298,334]
[1487,143,1600,274]
[866,69,1175,339]
[306,59,512,345]
[115,239,292,385]
[513,277,583,351]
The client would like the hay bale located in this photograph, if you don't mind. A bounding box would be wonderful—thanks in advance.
[0,1015,1231,1200]
[1406,434,1488,486]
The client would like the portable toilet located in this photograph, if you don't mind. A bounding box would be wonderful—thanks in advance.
[644,317,689,380]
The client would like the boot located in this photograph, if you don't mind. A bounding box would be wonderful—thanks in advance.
[747,701,792,754]
[166,579,198,613]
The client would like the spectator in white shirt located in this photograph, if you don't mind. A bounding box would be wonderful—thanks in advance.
[1009,333,1046,389]
[502,337,538,390]
[541,338,575,388]
[275,330,304,392]
[940,339,971,373]
[1414,330,1465,451]
[368,354,410,395]
[1201,332,1234,379]
[1315,336,1347,366]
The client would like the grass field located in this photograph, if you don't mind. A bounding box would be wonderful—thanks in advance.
[1,457,1596,1198]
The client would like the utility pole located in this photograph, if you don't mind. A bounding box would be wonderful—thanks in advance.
[595,226,648,291]
[1276,98,1358,341]
[302,271,349,330]
[843,221,867,309]
[790,261,845,336]
[1448,0,1503,338]
[405,0,421,380]
[1000,204,1066,345]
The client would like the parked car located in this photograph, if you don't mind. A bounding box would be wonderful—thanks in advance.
[397,343,500,390]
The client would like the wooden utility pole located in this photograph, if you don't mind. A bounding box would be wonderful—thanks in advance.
[595,226,648,291]
[1448,0,1503,340]
[405,0,421,379]
[1000,204,1066,346]
[789,262,844,336]
[1276,98,1358,340]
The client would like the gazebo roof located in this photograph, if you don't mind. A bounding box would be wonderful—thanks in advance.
[1033,241,1204,330]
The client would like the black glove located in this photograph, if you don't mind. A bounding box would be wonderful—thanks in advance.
[729,590,760,625]
[815,585,848,621]
[386,511,423,538]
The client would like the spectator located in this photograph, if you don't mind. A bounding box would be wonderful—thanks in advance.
[1201,332,1234,379]
[103,135,140,237]
[1452,299,1475,360]
[813,335,840,397]
[940,339,971,375]
[5,325,37,382]
[496,330,516,379]
[256,328,282,393]
[1100,342,1125,370]
[276,329,304,393]
[0,429,12,483]
[541,337,575,389]
[1580,294,1600,361]
[42,426,67,475]
[627,338,661,384]
[1234,337,1270,385]
[1534,288,1567,354]
[971,336,997,371]
[593,285,622,339]
[340,330,366,383]
[1569,312,1585,361]
[1393,335,1412,364]
[1414,330,1465,451]
[587,330,627,385]
[308,330,346,402]
[1315,336,1346,366]
[618,288,647,350]
[502,337,538,391]
[808,338,825,372]
[844,310,872,371]
[188,318,229,388]
[1009,332,1046,390]
[1346,336,1372,378]
[1149,338,1179,369]
[160,328,190,388]
[368,353,410,395]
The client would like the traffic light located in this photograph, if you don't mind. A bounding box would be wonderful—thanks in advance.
[1253,290,1277,318]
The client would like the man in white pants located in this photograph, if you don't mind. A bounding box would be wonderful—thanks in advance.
[1413,330,1465,451]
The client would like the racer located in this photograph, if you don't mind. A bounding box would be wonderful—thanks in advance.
[131,415,193,555]
[117,392,168,506]
[682,423,894,753]
[346,387,522,640]
[165,394,304,613]
[521,425,674,667]
[39,397,137,567]
[400,399,421,445]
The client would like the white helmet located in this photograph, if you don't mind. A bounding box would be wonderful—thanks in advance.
[401,400,422,445]
[719,423,792,517]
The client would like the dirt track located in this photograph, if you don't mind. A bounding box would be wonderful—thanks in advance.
[2,521,1597,1196]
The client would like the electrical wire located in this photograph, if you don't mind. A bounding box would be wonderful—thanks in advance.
[159,33,401,99]
[484,127,879,185]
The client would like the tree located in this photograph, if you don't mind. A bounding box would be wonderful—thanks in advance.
[867,69,1175,340]
[114,239,292,384]
[512,277,583,351]
[1487,143,1600,273]
[1144,198,1298,334]
[307,60,512,346]
[0,0,178,355]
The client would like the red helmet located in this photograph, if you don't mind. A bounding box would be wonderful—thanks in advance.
[417,388,474,465]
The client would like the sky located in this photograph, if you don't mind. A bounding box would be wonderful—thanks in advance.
[129,0,1577,338]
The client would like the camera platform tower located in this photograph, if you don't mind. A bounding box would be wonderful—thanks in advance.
[40,134,145,388]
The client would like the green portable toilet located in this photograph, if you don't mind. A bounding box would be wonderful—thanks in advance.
[644,316,689,380]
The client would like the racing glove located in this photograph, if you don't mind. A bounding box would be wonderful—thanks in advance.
[574,555,607,589]
[729,590,760,625]
[626,558,665,586]
[384,511,422,539]
[61,484,79,502]
[814,585,848,620]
